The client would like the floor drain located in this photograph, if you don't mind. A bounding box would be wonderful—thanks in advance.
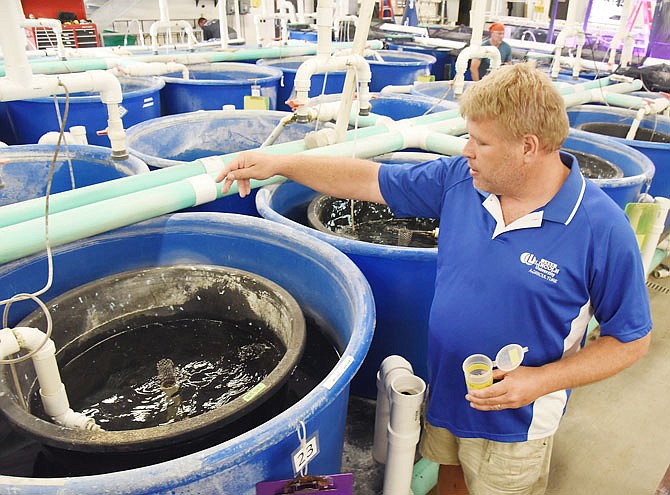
[646,280,670,295]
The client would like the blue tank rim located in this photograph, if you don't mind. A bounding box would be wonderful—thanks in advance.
[565,128,655,188]
[311,91,459,111]
[19,76,165,104]
[567,104,670,151]
[125,109,296,168]
[0,143,150,174]
[366,49,437,66]
[0,212,375,491]
[161,62,283,85]
[257,184,438,261]
[257,50,437,71]
[386,41,454,53]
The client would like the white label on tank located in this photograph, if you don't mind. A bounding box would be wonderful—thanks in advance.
[292,432,320,475]
[321,355,354,390]
[118,105,128,118]
[142,97,154,108]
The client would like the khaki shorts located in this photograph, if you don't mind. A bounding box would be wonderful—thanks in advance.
[420,421,554,495]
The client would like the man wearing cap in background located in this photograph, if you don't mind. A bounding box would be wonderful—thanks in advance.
[470,22,512,81]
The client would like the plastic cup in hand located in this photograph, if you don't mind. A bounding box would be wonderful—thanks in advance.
[462,354,493,393]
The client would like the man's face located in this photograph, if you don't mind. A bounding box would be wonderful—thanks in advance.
[462,118,527,195]
[489,30,504,46]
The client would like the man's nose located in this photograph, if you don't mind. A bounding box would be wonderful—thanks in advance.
[462,139,475,158]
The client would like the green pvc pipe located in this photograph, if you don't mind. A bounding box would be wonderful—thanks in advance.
[411,458,439,495]
[425,132,467,155]
[0,107,463,229]
[0,113,468,264]
[0,163,212,229]
[0,174,284,265]
[0,41,384,77]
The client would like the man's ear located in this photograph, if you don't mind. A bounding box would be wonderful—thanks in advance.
[523,134,540,161]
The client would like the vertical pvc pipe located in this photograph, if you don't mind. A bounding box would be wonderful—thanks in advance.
[382,373,426,495]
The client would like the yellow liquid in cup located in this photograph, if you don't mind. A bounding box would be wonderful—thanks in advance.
[465,363,493,390]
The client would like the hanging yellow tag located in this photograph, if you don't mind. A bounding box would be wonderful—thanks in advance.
[244,95,270,110]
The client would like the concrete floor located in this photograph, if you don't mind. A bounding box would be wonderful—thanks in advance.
[342,264,670,495]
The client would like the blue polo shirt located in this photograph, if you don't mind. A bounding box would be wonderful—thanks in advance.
[378,154,652,442]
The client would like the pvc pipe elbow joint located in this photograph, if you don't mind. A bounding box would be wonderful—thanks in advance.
[0,327,21,359]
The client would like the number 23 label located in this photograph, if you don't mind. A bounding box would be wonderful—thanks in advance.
[292,432,320,475]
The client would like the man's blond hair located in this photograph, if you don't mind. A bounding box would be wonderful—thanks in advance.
[459,63,569,152]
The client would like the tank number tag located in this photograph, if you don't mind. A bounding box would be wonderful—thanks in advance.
[292,431,320,475]
[321,355,354,390]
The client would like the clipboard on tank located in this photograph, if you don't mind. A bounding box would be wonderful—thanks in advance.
[256,473,354,494]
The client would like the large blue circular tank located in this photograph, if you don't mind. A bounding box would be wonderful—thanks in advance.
[567,105,669,197]
[125,110,318,215]
[160,62,284,114]
[6,77,164,147]
[0,144,149,206]
[256,152,440,397]
[564,129,655,209]
[311,92,458,121]
[387,42,458,81]
[0,212,374,494]
[257,50,436,111]
[410,80,475,102]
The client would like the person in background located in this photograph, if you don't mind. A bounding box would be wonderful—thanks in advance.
[470,22,512,81]
[215,63,652,495]
[197,17,237,41]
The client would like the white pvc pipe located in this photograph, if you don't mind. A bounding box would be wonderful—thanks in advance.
[218,0,230,48]
[383,372,426,495]
[317,0,335,57]
[380,84,414,94]
[38,125,88,145]
[607,0,634,66]
[331,0,375,142]
[453,45,501,95]
[1,0,34,87]
[373,355,414,463]
[468,0,487,48]
[149,20,198,53]
[292,54,371,122]
[158,0,170,22]
[641,198,670,276]
[21,18,66,60]
[9,327,101,431]
[113,60,190,79]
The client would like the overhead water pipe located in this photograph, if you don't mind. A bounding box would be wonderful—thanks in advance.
[0,101,461,231]
[0,116,470,263]
[453,0,501,95]
[0,41,386,77]
[20,18,66,60]
[112,60,190,79]
[291,0,374,144]
[372,356,426,495]
[125,19,146,47]
[8,71,650,232]
[0,2,129,159]
[149,21,198,53]
[0,71,129,160]
[549,0,586,79]
[0,327,101,431]
[606,0,634,67]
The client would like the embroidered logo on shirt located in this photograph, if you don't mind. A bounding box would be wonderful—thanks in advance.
[520,252,560,284]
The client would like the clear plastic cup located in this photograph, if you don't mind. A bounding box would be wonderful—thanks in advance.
[462,345,529,393]
[462,354,493,393]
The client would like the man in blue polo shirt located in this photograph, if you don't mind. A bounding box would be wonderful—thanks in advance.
[216,63,652,494]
